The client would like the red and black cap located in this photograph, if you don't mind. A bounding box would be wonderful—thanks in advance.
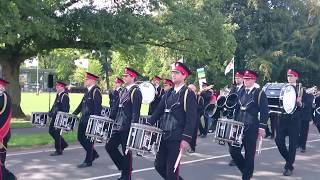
[56,81,67,87]
[243,70,258,80]
[163,79,174,86]
[124,67,140,78]
[172,62,191,77]
[235,71,244,78]
[202,82,210,86]
[287,68,299,78]
[0,78,9,87]
[153,76,162,81]
[86,72,99,81]
[115,77,124,84]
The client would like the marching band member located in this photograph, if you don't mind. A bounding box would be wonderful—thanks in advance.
[199,82,212,137]
[148,76,164,115]
[0,79,16,179]
[73,72,102,168]
[147,62,197,180]
[48,81,70,156]
[163,79,174,94]
[105,67,142,180]
[275,69,307,176]
[188,84,204,153]
[230,70,269,180]
[228,71,245,166]
[109,77,124,115]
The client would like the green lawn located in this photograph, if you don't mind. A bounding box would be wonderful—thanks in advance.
[20,92,149,116]
[8,132,77,148]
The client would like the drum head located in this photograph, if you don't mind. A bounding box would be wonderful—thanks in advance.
[281,85,297,114]
[139,82,156,104]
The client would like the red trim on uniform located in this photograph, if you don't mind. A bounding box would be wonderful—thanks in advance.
[124,68,138,78]
[174,65,189,77]
[287,69,299,77]
[164,79,174,86]
[243,70,257,80]
[0,110,12,144]
[235,71,244,78]
[86,72,98,81]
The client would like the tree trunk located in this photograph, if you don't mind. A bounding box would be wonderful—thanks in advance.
[1,60,26,118]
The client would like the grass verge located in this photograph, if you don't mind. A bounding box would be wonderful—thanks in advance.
[8,132,77,149]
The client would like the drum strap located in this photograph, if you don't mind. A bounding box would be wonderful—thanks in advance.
[93,88,101,99]
[0,93,7,115]
[131,88,137,103]
[61,93,68,103]
[257,89,262,108]
[184,89,189,112]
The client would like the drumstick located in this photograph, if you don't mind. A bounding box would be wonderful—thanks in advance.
[257,136,263,155]
[174,149,183,173]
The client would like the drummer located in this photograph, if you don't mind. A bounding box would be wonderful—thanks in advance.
[275,68,307,176]
[109,77,124,116]
[163,78,174,94]
[146,62,197,180]
[230,70,269,180]
[105,67,142,180]
[48,81,70,156]
[227,71,244,166]
[148,75,164,115]
[73,72,102,168]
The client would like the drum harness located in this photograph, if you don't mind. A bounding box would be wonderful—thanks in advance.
[114,85,138,131]
[238,89,263,133]
[161,87,188,140]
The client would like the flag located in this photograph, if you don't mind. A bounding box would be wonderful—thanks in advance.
[74,58,89,69]
[25,57,39,68]
[224,57,234,75]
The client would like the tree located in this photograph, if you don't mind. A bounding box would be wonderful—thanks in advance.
[0,0,236,117]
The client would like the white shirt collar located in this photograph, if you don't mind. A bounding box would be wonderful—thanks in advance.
[237,84,243,89]
[87,85,94,92]
[245,86,255,94]
[126,83,136,90]
[174,83,185,93]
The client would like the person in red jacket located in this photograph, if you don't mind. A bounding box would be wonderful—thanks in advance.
[0,79,16,180]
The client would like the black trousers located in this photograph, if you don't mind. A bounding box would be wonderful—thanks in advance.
[1,131,16,180]
[275,115,300,171]
[190,116,200,151]
[49,119,68,153]
[199,115,209,136]
[299,120,310,150]
[77,120,98,163]
[230,123,258,180]
[105,130,132,179]
[155,140,183,180]
[266,113,278,137]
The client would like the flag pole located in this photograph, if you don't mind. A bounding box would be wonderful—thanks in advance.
[232,57,235,84]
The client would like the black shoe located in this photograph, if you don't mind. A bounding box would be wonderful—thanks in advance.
[228,159,236,166]
[50,151,62,156]
[200,134,207,138]
[77,162,92,168]
[93,153,99,161]
[300,148,306,153]
[117,173,130,180]
[283,169,293,176]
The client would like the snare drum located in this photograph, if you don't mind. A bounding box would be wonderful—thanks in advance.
[54,111,78,134]
[85,115,115,143]
[214,118,244,147]
[31,112,50,128]
[101,106,111,117]
[263,83,297,114]
[126,123,163,157]
[138,115,160,128]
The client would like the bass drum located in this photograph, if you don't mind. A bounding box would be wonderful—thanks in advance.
[263,83,297,114]
[138,82,156,104]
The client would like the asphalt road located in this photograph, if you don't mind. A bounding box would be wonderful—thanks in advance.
[7,125,320,180]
